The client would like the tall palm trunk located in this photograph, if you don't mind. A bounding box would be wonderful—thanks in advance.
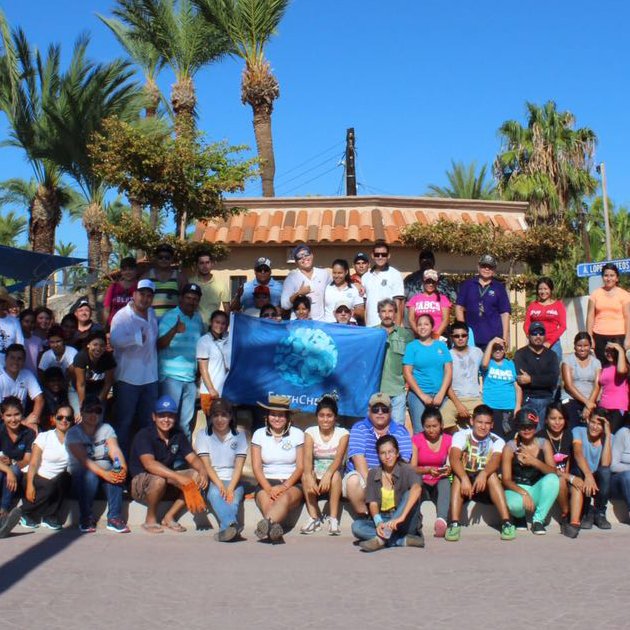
[30,184,61,254]
[83,202,106,273]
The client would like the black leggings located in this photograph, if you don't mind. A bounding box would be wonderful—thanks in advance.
[593,333,625,364]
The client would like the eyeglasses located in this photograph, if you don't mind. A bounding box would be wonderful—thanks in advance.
[530,331,545,336]
[452,333,468,339]
[373,252,388,258]
[336,307,351,314]
[55,414,73,421]
[370,404,390,414]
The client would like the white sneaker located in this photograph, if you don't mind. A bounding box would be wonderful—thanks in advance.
[328,518,341,536]
[300,517,322,535]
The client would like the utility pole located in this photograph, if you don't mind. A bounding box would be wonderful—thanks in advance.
[345,127,357,196]
[597,162,613,259]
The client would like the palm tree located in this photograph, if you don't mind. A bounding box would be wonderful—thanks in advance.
[494,101,598,225]
[0,210,27,247]
[194,0,289,197]
[426,161,496,199]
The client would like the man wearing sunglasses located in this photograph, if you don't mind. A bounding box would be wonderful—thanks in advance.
[513,322,560,429]
[234,257,283,312]
[343,392,413,516]
[362,241,405,327]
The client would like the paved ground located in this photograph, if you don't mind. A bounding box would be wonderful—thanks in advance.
[1,524,629,630]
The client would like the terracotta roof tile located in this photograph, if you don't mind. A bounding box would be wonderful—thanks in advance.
[334,209,345,227]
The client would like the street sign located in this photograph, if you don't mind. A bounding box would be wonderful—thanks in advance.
[576,258,630,278]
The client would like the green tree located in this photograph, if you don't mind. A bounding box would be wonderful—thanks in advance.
[194,0,290,197]
[426,161,496,199]
[0,210,27,247]
[494,101,598,225]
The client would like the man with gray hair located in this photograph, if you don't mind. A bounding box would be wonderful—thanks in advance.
[377,298,413,424]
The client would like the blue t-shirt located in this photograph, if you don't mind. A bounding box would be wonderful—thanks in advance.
[571,426,611,473]
[482,358,517,410]
[402,340,452,396]
[158,306,205,382]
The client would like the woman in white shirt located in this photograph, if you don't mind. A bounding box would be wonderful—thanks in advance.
[323,259,364,322]
[195,398,247,543]
[21,402,73,530]
[251,395,304,542]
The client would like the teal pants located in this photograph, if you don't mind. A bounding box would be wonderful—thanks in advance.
[505,473,560,523]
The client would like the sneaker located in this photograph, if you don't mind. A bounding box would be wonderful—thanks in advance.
[214,524,238,542]
[255,518,270,540]
[403,534,425,548]
[593,513,612,530]
[500,522,516,541]
[106,518,130,534]
[514,516,528,531]
[531,521,546,535]
[445,523,461,542]
[580,509,594,530]
[0,507,22,538]
[561,523,580,539]
[300,517,322,535]
[328,518,341,536]
[269,521,284,542]
[41,517,62,531]
[79,517,97,534]
[433,517,447,538]
[359,536,386,552]
[20,515,40,529]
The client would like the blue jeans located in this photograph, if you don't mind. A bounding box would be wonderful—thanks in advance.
[550,340,563,365]
[611,470,630,507]
[114,380,158,456]
[522,395,554,430]
[390,393,407,425]
[408,390,444,434]
[71,468,123,522]
[0,464,21,511]
[351,490,420,546]
[207,481,244,530]
[159,378,198,439]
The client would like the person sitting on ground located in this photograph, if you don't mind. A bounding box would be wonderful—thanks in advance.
[40,368,69,429]
[103,256,138,328]
[20,402,73,530]
[539,402,583,534]
[446,404,516,542]
[251,395,305,542]
[351,435,424,552]
[501,409,560,535]
[0,396,34,518]
[301,394,349,536]
[593,341,628,433]
[611,420,630,523]
[19,308,42,374]
[195,398,247,542]
[129,395,208,534]
[567,407,613,537]
[344,392,413,517]
[292,295,312,320]
[442,322,484,431]
[197,310,231,416]
[65,395,129,534]
[0,344,43,431]
[411,407,452,538]
[406,269,451,340]
[481,337,522,439]
[38,325,78,383]
[72,331,116,412]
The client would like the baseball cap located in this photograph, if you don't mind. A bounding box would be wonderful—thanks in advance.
[354,252,369,263]
[154,395,178,414]
[423,269,438,282]
[515,408,539,429]
[182,282,202,297]
[478,254,497,268]
[254,257,272,270]
[368,392,392,409]
[334,297,353,311]
[136,279,155,293]
[73,298,91,312]
[292,244,312,260]
[528,321,546,335]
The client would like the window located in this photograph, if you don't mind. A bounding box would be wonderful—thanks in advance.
[230,275,247,299]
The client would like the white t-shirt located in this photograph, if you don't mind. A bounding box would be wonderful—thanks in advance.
[38,346,78,376]
[362,266,405,326]
[305,425,349,478]
[323,284,364,322]
[0,367,42,405]
[34,429,69,479]
[281,267,332,321]
[194,430,248,481]
[0,315,24,367]
[196,334,231,395]
[251,426,304,480]
[451,428,505,474]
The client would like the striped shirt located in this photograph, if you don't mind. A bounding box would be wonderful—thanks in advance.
[346,418,412,472]
[149,269,180,320]
[158,306,205,382]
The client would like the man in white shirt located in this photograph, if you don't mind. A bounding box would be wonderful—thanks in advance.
[280,244,331,321]
[109,279,159,455]
[362,241,405,327]
[0,344,43,429]
[0,287,23,368]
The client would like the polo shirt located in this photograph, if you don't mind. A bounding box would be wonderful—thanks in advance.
[129,424,194,478]
[194,430,248,480]
[362,266,405,327]
[158,306,205,382]
[346,419,413,472]
[188,273,230,325]
[379,325,413,396]
[241,277,283,309]
[365,461,421,508]
[196,333,231,395]
[456,277,511,347]
[0,424,35,464]
[0,367,42,406]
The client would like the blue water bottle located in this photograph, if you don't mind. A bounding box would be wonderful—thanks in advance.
[112,456,122,473]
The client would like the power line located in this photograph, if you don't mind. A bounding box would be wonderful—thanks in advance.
[278,163,343,196]
[275,141,344,181]
[275,152,344,188]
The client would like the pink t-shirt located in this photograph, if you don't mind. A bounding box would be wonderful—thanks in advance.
[412,432,452,486]
[599,365,629,411]
[406,293,451,331]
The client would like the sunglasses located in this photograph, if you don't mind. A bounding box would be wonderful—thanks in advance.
[296,253,312,261]
[530,331,545,336]
[55,414,73,422]
[371,404,390,413]
[256,267,271,272]
[479,264,494,269]
[336,307,351,313]
[452,333,468,339]
[373,252,388,258]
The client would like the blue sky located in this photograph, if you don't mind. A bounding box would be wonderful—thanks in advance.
[1,0,629,258]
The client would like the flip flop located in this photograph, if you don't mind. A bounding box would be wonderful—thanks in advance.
[161,520,186,533]
[141,522,164,534]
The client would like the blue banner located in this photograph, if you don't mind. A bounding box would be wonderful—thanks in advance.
[223,314,387,416]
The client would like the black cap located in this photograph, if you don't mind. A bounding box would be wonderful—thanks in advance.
[354,252,369,263]
[515,408,539,429]
[182,283,202,297]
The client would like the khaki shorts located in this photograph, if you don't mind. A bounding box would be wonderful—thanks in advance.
[440,397,483,429]
[341,470,366,498]
[131,472,165,504]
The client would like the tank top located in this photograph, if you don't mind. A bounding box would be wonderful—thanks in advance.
[508,437,546,485]
[148,269,179,319]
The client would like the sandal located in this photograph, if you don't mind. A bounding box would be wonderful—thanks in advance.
[161,520,186,533]
[141,522,164,534]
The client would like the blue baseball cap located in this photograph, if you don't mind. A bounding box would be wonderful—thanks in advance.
[154,395,178,414]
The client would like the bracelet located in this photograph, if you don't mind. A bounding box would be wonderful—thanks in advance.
[373,514,383,526]
[569,475,574,486]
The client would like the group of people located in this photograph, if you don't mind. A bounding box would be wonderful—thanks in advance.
[0,240,629,550]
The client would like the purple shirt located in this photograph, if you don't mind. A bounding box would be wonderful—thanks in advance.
[456,277,511,347]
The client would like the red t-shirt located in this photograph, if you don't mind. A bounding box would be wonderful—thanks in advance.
[524,300,567,346]
[104,281,137,326]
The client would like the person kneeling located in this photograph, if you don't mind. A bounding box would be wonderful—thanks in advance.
[129,395,209,534]
[446,404,515,541]
[351,436,424,551]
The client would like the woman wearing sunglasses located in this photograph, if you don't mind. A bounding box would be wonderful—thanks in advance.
[20,402,74,530]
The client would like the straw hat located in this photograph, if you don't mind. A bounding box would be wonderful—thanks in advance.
[257,394,293,413]
[0,286,16,306]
